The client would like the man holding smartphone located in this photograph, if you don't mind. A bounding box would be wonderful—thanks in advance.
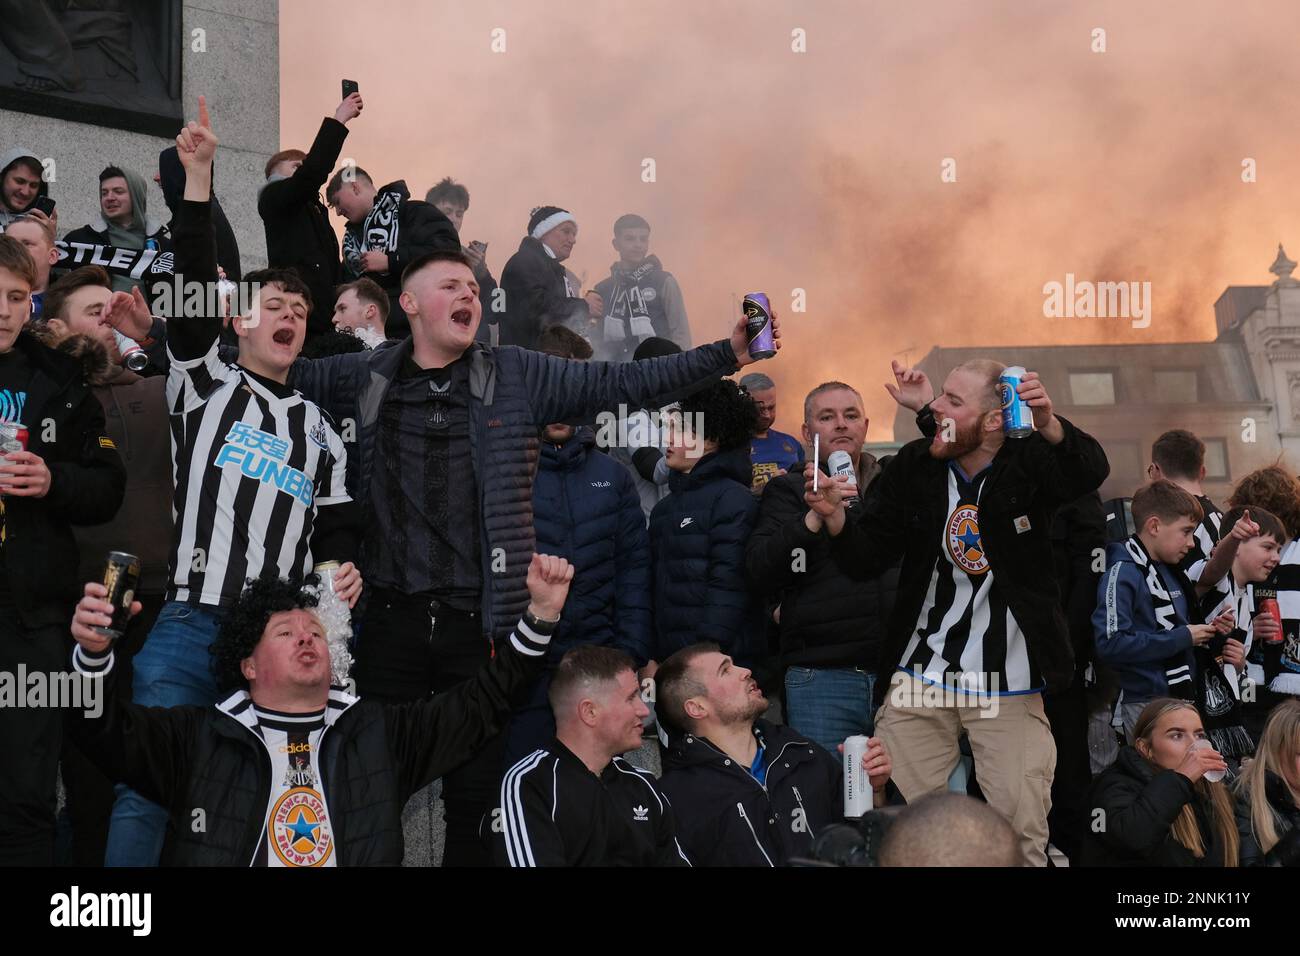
[0,148,52,230]
[259,86,365,341]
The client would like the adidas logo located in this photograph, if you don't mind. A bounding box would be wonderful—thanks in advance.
[632,805,649,822]
[679,517,694,529]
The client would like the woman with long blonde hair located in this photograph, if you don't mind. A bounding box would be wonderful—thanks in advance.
[1082,699,1239,866]
[1234,699,1300,865]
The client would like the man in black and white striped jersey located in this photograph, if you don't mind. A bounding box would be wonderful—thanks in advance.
[102,97,364,867]
[67,553,573,866]
[494,645,689,866]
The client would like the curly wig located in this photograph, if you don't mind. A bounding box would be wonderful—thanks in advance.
[1228,465,1300,540]
[678,378,760,452]
[210,575,320,694]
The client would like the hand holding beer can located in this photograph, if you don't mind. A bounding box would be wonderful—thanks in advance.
[1257,597,1283,644]
[96,551,141,641]
[843,735,872,818]
[742,292,776,361]
[997,366,1033,438]
[0,421,29,498]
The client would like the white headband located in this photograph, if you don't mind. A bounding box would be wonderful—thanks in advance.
[531,210,575,239]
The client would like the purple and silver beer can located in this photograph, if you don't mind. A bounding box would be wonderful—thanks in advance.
[843,734,871,818]
[997,365,1033,438]
[742,292,776,360]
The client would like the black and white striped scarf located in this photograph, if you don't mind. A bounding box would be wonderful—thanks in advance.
[342,187,403,279]
[1123,534,1193,693]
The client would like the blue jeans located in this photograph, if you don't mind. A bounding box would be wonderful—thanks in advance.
[784,666,877,761]
[104,602,225,867]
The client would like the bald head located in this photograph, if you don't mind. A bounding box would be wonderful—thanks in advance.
[878,793,1020,867]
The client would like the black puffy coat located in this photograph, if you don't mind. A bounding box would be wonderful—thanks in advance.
[746,455,898,671]
[648,447,761,663]
[498,236,589,350]
[1235,770,1300,866]
[1,332,126,628]
[1081,746,1228,867]
[658,719,842,866]
[257,117,349,339]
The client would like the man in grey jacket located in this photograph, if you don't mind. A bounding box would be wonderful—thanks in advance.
[284,243,780,865]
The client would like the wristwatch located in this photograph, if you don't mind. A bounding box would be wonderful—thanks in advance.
[523,609,560,631]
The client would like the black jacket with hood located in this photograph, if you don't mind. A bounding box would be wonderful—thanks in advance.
[658,719,842,866]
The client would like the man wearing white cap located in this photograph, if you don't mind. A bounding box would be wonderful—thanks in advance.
[499,205,603,349]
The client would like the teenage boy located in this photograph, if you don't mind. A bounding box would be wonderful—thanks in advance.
[1093,480,1233,742]
[592,214,691,361]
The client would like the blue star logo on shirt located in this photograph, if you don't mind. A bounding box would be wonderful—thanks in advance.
[285,808,320,845]
[947,504,990,575]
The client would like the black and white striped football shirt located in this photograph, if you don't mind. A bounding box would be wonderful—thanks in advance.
[165,342,349,606]
[1180,494,1223,584]
[898,462,1042,696]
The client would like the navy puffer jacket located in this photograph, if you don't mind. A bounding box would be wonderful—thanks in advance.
[649,447,761,662]
[533,427,652,665]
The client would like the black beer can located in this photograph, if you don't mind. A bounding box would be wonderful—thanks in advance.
[96,551,141,640]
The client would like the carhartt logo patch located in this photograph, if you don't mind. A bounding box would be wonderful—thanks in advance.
[1014,515,1031,534]
[98,437,116,450]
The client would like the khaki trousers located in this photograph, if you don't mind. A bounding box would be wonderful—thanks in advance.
[874,671,1057,866]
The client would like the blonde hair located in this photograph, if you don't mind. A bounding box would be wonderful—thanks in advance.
[1234,699,1300,855]
[1132,699,1239,865]
[952,358,1005,413]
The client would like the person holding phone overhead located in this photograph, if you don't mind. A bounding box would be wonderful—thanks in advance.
[259,83,366,341]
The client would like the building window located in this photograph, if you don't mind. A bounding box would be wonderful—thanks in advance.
[1203,438,1229,481]
[1069,370,1116,406]
[1105,440,1143,488]
[1153,369,1199,404]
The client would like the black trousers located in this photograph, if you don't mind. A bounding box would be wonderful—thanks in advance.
[354,589,504,867]
[57,594,162,867]
[1044,671,1092,863]
[0,612,67,866]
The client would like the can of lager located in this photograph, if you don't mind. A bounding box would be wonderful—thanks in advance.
[741,292,776,360]
[997,366,1033,438]
[1258,596,1283,644]
[843,735,872,818]
[0,421,29,498]
[96,551,141,640]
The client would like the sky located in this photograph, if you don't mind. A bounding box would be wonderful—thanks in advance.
[280,0,1300,440]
